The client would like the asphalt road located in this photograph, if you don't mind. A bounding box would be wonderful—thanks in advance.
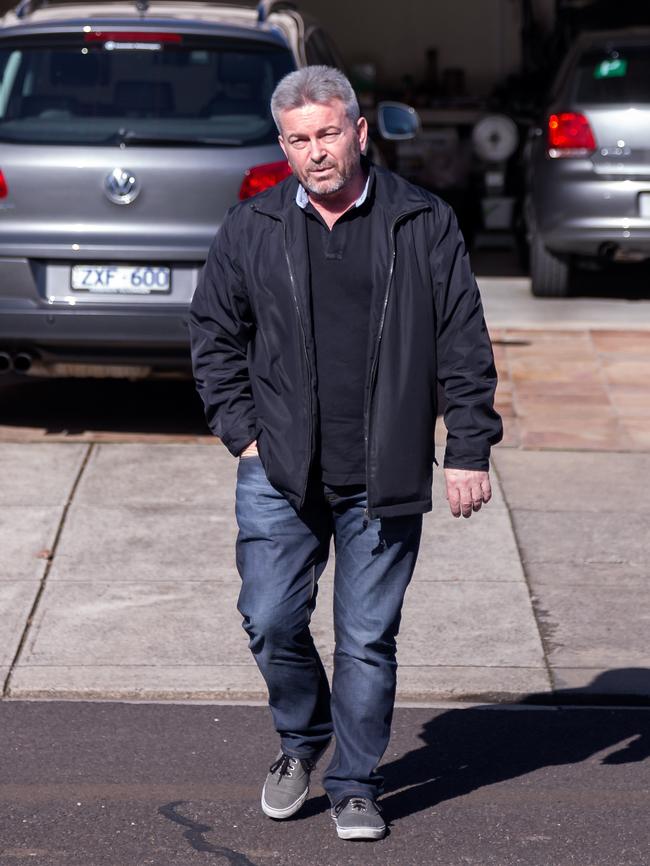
[1,702,648,866]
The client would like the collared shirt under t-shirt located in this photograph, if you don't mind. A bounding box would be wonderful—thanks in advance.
[297,176,374,486]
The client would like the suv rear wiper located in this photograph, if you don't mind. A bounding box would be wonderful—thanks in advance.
[104,129,244,147]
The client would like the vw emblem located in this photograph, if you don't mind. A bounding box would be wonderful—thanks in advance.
[104,167,139,205]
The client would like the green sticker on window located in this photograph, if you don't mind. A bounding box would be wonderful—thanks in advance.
[594,58,628,79]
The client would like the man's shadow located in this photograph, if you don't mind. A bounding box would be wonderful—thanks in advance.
[377,668,650,823]
[299,669,650,822]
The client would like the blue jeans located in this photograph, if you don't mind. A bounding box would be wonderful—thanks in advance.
[235,455,422,805]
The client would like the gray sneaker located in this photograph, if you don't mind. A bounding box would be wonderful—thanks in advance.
[261,752,316,819]
[331,796,386,840]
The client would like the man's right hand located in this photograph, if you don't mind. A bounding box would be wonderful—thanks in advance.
[240,440,259,458]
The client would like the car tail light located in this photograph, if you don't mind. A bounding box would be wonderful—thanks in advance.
[84,31,183,43]
[547,113,596,157]
[0,171,7,198]
[239,161,292,200]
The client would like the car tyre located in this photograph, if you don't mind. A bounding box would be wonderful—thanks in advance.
[530,231,570,297]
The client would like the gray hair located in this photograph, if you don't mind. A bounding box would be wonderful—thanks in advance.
[270,65,360,131]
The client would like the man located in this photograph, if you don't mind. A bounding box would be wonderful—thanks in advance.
[190,66,502,841]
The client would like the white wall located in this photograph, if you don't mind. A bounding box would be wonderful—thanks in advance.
[298,0,524,96]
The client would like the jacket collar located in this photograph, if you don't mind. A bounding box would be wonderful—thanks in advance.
[294,170,371,210]
[249,159,430,223]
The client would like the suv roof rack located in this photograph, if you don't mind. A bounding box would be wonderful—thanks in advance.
[14,0,162,18]
[257,0,297,24]
[15,0,298,21]
[15,0,79,18]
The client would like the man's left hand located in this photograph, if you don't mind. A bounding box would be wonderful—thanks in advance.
[444,468,492,519]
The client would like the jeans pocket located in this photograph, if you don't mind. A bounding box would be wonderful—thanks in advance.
[236,453,264,483]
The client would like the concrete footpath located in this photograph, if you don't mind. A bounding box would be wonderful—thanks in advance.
[2,441,649,704]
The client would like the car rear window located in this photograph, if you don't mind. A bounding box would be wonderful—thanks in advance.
[0,32,294,145]
[572,45,650,104]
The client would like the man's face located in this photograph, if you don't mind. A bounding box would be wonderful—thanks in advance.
[277,99,368,197]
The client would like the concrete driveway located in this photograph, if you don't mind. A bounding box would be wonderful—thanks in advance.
[1,279,649,705]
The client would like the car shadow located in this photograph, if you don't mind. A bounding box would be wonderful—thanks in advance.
[0,374,209,438]
[472,247,650,300]
[0,376,450,440]
[570,261,650,300]
[379,668,650,825]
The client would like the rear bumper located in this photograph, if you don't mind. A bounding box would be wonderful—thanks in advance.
[0,305,192,369]
[542,223,650,258]
[0,255,197,371]
[528,150,650,258]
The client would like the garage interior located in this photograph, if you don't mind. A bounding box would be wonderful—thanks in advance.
[1,0,648,267]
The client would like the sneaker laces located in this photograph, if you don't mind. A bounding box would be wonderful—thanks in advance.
[335,795,375,815]
[269,754,298,781]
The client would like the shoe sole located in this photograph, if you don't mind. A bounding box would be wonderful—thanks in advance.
[334,824,386,841]
[261,784,309,819]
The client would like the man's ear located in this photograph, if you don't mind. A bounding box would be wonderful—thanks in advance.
[357,116,369,155]
[278,135,289,160]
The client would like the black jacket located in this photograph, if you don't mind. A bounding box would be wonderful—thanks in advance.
[190,163,502,518]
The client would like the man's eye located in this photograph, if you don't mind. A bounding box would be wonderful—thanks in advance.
[290,140,308,149]
[323,133,339,142]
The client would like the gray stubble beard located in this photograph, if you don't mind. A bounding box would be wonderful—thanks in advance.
[296,139,361,199]
[302,170,346,197]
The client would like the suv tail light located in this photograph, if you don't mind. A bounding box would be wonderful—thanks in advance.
[0,171,7,198]
[239,161,292,200]
[547,113,596,158]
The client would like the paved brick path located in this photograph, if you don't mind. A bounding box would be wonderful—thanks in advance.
[1,328,649,451]
[491,329,650,451]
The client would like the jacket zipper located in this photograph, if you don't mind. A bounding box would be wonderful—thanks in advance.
[252,198,429,518]
[251,202,313,509]
[281,219,313,509]
[364,209,421,521]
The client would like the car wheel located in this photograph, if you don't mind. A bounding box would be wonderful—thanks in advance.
[513,205,529,272]
[530,231,570,297]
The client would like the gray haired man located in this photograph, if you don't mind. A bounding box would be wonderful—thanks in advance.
[190,66,502,840]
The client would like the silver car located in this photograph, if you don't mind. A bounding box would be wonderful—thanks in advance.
[524,28,650,296]
[0,0,345,378]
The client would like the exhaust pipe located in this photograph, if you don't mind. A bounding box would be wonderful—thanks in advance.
[598,241,618,261]
[598,241,647,263]
[0,351,12,374]
[13,352,33,373]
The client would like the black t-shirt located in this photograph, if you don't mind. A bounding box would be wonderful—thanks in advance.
[302,183,374,486]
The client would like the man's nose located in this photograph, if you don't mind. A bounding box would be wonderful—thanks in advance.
[308,139,326,161]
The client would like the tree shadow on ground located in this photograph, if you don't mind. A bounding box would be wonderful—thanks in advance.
[380,668,650,824]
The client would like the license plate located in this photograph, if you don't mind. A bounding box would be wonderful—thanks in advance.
[71,265,171,294]
[640,193,650,218]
